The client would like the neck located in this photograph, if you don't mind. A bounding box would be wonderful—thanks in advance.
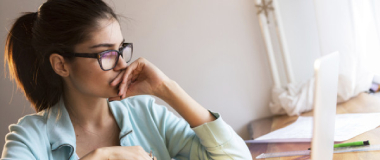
[62,89,112,128]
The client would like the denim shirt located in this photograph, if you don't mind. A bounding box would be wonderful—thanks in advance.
[1,95,252,160]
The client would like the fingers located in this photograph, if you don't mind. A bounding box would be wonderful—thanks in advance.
[118,61,137,96]
[119,58,145,98]
[109,57,162,101]
[110,58,143,87]
[149,150,157,160]
[109,58,142,99]
[110,70,126,87]
[136,146,153,160]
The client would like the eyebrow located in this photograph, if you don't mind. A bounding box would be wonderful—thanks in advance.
[89,39,125,49]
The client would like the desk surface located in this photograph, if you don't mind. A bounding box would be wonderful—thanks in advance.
[248,93,380,160]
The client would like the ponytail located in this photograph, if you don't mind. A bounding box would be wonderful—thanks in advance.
[5,12,62,112]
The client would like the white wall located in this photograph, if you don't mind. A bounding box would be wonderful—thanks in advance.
[0,0,273,152]
[276,0,321,84]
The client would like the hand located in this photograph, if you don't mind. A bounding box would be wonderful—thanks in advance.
[109,58,171,101]
[80,146,157,160]
[109,58,215,128]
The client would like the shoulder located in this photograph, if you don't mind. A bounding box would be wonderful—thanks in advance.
[8,111,48,135]
[3,111,49,158]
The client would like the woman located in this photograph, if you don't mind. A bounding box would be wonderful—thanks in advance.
[1,0,251,159]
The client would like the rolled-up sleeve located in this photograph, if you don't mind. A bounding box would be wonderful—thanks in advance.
[191,111,252,160]
[148,97,252,160]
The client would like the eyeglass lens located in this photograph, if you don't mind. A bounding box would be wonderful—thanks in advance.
[100,44,132,70]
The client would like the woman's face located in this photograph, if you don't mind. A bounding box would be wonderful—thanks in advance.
[66,18,127,98]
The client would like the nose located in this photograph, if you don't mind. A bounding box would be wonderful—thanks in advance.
[113,55,128,71]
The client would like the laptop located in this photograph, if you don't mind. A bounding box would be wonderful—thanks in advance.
[311,51,340,160]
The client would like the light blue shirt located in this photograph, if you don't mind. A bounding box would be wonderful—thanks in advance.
[1,95,251,160]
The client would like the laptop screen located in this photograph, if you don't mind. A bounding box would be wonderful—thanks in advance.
[311,51,340,160]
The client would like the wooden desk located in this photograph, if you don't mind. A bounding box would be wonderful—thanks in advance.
[248,93,380,159]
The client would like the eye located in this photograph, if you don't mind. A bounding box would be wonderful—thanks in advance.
[119,39,125,50]
[118,43,125,51]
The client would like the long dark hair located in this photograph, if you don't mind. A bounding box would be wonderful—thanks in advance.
[5,0,118,112]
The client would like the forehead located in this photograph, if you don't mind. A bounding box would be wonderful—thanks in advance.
[74,18,123,52]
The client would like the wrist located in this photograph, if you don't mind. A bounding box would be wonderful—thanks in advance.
[95,147,110,159]
[154,79,178,101]
[80,147,108,160]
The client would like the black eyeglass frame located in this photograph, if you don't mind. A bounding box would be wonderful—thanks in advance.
[61,43,133,71]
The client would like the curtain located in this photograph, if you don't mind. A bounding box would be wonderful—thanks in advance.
[270,0,378,115]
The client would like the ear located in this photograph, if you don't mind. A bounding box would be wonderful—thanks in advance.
[50,53,70,77]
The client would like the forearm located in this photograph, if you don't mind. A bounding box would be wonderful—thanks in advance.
[156,80,216,128]
[80,149,105,160]
[80,146,155,160]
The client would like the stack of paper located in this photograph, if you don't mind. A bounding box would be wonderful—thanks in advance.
[245,113,380,143]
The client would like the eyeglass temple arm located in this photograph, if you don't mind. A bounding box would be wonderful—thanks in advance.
[74,53,99,58]
[60,53,99,58]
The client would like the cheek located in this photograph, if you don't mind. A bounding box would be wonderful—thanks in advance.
[69,59,116,96]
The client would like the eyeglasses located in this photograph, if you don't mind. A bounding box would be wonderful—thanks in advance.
[61,43,133,71]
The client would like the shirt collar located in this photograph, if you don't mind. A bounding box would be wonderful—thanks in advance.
[45,98,133,157]
[108,100,134,140]
[45,98,76,158]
